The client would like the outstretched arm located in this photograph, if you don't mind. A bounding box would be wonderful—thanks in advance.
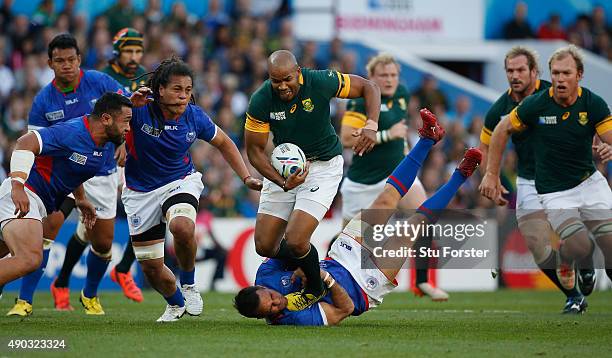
[210,127,262,191]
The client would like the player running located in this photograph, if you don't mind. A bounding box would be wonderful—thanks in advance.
[245,50,381,311]
[0,93,132,303]
[479,46,590,313]
[234,110,483,325]
[340,53,448,301]
[6,34,126,316]
[124,57,262,322]
[55,28,149,306]
[480,45,612,314]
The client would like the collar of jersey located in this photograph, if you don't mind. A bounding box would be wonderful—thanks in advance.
[52,69,84,95]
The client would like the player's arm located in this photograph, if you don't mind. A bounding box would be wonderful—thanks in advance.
[342,75,381,156]
[479,110,526,204]
[210,126,262,191]
[244,117,308,191]
[9,132,42,217]
[319,270,354,326]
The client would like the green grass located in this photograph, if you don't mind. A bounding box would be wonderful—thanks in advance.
[0,290,611,357]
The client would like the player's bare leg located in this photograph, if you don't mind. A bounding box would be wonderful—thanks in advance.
[0,220,43,285]
[253,213,288,257]
[556,218,592,291]
[586,219,612,284]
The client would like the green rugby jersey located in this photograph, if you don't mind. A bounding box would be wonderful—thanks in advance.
[481,80,551,180]
[245,68,351,161]
[510,86,611,194]
[343,84,410,184]
[102,62,148,93]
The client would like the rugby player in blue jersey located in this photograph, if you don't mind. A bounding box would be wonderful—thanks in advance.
[0,93,132,308]
[5,34,130,316]
[234,109,483,326]
[125,57,262,322]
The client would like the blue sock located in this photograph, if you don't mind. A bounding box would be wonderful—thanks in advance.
[387,138,434,196]
[83,250,110,298]
[164,287,185,307]
[417,170,467,222]
[180,269,195,286]
[19,248,50,304]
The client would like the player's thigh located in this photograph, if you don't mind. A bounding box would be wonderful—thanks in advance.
[295,155,344,222]
[539,188,582,233]
[162,192,199,241]
[340,177,385,222]
[254,213,288,256]
[2,219,43,266]
[397,177,427,210]
[87,218,115,253]
[585,219,612,259]
[122,186,163,237]
[131,223,166,271]
[83,173,119,220]
[42,211,66,240]
[285,208,321,253]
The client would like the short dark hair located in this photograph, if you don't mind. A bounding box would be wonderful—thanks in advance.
[92,92,132,118]
[234,286,263,319]
[48,33,80,59]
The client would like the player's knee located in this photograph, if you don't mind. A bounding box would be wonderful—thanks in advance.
[519,219,550,261]
[19,250,43,274]
[169,217,195,242]
[90,246,112,261]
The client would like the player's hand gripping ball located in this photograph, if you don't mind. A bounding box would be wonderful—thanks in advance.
[271,143,306,178]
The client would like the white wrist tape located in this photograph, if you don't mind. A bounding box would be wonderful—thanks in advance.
[364,119,378,131]
[10,150,35,179]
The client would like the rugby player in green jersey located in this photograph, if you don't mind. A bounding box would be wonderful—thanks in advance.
[340,53,448,301]
[479,46,589,312]
[245,50,381,310]
[102,28,148,94]
[481,45,612,314]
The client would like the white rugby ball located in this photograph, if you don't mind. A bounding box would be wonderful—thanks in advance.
[271,143,306,178]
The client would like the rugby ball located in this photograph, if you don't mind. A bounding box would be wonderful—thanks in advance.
[271,143,306,178]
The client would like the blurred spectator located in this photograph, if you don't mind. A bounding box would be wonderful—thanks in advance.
[447,95,473,127]
[568,14,594,50]
[413,74,449,114]
[503,2,534,39]
[591,6,611,37]
[104,0,138,34]
[537,13,567,40]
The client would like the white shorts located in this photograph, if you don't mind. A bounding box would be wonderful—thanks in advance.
[515,176,544,220]
[328,229,397,309]
[539,171,612,231]
[258,155,343,222]
[0,178,47,232]
[122,172,204,235]
[67,172,119,220]
[341,176,424,220]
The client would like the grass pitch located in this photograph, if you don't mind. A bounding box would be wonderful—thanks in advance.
[0,290,611,357]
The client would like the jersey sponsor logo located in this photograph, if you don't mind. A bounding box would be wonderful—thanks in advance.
[93,151,104,157]
[290,104,297,113]
[339,240,352,251]
[165,125,178,130]
[45,110,65,122]
[538,116,557,125]
[141,123,162,137]
[186,131,196,143]
[562,111,570,120]
[68,152,88,165]
[366,276,379,290]
[65,98,79,105]
[270,111,286,121]
[578,112,588,126]
[310,186,319,192]
[302,98,314,112]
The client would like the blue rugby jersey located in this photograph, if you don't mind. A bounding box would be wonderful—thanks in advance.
[124,103,217,192]
[28,70,124,176]
[26,116,114,213]
[254,258,368,326]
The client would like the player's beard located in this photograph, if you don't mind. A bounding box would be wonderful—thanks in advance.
[106,125,125,146]
[120,61,139,76]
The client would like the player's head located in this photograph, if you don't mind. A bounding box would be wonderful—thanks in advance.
[504,46,539,96]
[147,56,194,117]
[47,33,81,85]
[112,27,144,75]
[267,50,301,102]
[366,53,400,97]
[91,92,133,146]
[234,285,287,319]
[548,45,584,102]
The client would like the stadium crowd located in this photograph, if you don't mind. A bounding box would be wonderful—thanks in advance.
[0,0,608,221]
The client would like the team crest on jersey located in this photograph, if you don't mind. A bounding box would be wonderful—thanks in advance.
[130,215,142,228]
[366,276,379,290]
[281,275,292,287]
[45,110,65,122]
[398,98,407,110]
[302,98,314,112]
[578,112,588,126]
[68,152,87,165]
[186,131,196,142]
[290,104,297,113]
[270,111,286,121]
[141,123,162,137]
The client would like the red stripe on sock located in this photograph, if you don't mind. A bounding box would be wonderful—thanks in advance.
[388,175,407,194]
